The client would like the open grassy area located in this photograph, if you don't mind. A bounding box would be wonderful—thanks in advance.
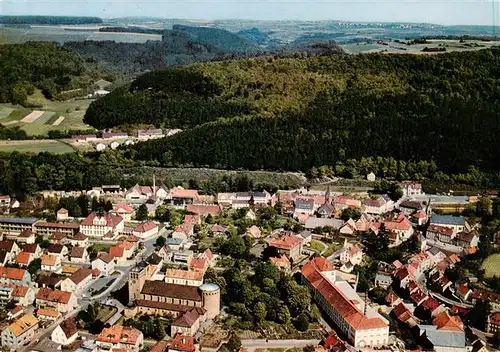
[95,304,118,322]
[481,253,500,278]
[0,90,95,136]
[0,140,75,154]
[309,239,326,253]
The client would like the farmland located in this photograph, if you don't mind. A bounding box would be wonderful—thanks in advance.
[0,90,95,136]
[481,253,500,278]
[0,140,76,154]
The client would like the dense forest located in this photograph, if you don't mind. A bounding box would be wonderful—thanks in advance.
[102,49,500,175]
[0,42,104,104]
[65,25,261,75]
[0,16,102,25]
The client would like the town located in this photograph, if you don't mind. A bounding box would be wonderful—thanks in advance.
[0,174,497,352]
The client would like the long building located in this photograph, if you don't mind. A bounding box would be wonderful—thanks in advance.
[33,222,80,237]
[301,257,389,349]
[0,218,37,235]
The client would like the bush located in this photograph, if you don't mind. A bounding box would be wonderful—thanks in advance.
[295,313,310,332]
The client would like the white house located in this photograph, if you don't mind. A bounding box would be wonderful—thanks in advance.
[56,208,69,221]
[110,141,120,150]
[92,253,115,276]
[96,325,144,352]
[367,172,376,182]
[133,221,158,239]
[41,254,62,273]
[70,232,89,248]
[1,314,39,350]
[60,268,92,294]
[95,143,106,152]
[111,204,134,221]
[51,318,78,346]
[80,213,124,239]
[69,247,89,264]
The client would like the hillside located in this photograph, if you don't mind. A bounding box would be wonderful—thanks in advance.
[65,25,261,75]
[0,42,104,105]
[113,49,500,174]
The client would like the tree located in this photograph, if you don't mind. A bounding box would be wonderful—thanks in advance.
[226,331,242,352]
[276,305,291,324]
[222,234,247,259]
[477,196,493,218]
[340,207,361,221]
[136,204,149,221]
[155,236,166,248]
[253,301,267,324]
[295,313,310,331]
[205,214,214,224]
[27,258,41,275]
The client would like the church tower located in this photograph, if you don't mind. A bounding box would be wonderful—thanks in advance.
[128,261,150,305]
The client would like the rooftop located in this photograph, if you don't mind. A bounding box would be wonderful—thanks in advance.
[141,280,202,301]
[96,325,142,345]
[8,314,38,337]
[165,269,203,281]
[269,234,303,250]
[430,215,466,226]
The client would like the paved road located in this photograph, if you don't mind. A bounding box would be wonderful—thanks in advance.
[430,291,473,308]
[20,229,168,352]
[242,339,321,349]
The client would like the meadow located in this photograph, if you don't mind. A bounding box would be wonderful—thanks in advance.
[481,253,500,278]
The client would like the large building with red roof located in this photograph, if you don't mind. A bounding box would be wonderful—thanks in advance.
[80,212,124,239]
[301,257,389,348]
[269,234,303,261]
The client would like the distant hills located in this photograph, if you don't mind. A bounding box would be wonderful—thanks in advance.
[0,15,103,25]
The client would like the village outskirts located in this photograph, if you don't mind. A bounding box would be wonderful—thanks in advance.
[0,173,498,352]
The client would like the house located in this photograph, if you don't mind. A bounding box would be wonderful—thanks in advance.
[22,243,42,258]
[334,196,362,211]
[37,307,59,321]
[367,172,376,182]
[95,325,144,352]
[317,202,335,218]
[47,244,69,258]
[172,224,193,240]
[454,231,480,249]
[382,213,414,244]
[171,307,205,336]
[0,285,35,306]
[70,232,89,248]
[164,269,203,287]
[95,143,106,151]
[69,247,89,264]
[71,134,97,142]
[92,253,115,276]
[374,274,393,289]
[15,252,32,267]
[269,234,303,262]
[472,289,500,312]
[168,333,196,352]
[0,240,20,257]
[412,211,428,226]
[430,215,467,233]
[301,257,389,348]
[339,218,357,236]
[417,311,465,352]
[456,283,473,302]
[158,244,173,261]
[137,129,164,140]
[270,255,291,272]
[50,232,69,245]
[0,266,31,286]
[294,198,315,216]
[80,212,124,239]
[61,268,92,293]
[189,257,208,273]
[391,303,419,327]
[1,314,39,349]
[0,195,11,211]
[109,246,127,265]
[298,230,313,245]
[56,208,69,221]
[17,229,36,244]
[339,242,363,272]
[426,225,455,246]
[41,254,62,273]
[31,338,62,352]
[50,318,78,346]
[487,312,500,334]
[102,131,128,139]
[111,203,135,221]
[166,187,200,208]
[211,224,227,235]
[133,221,158,239]
[35,288,77,313]
[399,200,425,216]
[363,197,387,215]
[246,225,262,239]
[402,181,424,197]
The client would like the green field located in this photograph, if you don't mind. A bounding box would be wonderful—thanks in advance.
[0,89,95,136]
[481,253,500,278]
[0,140,75,154]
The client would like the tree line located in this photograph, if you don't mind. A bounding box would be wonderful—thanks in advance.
[0,16,102,25]
[124,49,500,176]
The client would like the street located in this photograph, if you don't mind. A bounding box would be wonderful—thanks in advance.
[19,228,168,352]
[241,339,321,349]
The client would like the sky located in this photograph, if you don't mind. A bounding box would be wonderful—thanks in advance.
[2,0,499,25]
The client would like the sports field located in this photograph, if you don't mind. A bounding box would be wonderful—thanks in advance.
[0,90,94,136]
[0,140,75,154]
[481,253,500,278]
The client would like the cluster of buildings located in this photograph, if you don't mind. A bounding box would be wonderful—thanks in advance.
[72,128,182,151]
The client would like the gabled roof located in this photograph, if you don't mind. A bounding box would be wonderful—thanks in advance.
[169,333,195,352]
[269,234,302,250]
[72,232,87,241]
[165,269,203,281]
[47,244,65,254]
[112,203,134,214]
[68,268,92,284]
[0,266,27,280]
[96,253,113,264]
[96,325,142,345]
[22,243,39,254]
[81,213,123,227]
[19,229,35,238]
[427,225,453,237]
[172,308,202,328]
[431,215,465,226]
[189,257,206,271]
[134,221,158,233]
[109,246,125,258]
[70,247,86,258]
[58,317,78,338]
[140,281,202,301]
[36,288,72,304]
[41,254,58,266]
[16,252,31,265]
[432,311,464,331]
[8,314,38,336]
[0,240,16,252]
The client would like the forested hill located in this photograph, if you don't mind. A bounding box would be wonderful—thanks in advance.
[119,49,500,174]
[65,25,261,75]
[0,42,104,104]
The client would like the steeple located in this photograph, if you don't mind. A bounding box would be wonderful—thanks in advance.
[325,184,331,203]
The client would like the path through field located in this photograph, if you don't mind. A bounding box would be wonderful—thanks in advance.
[53,116,65,126]
[20,110,44,123]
